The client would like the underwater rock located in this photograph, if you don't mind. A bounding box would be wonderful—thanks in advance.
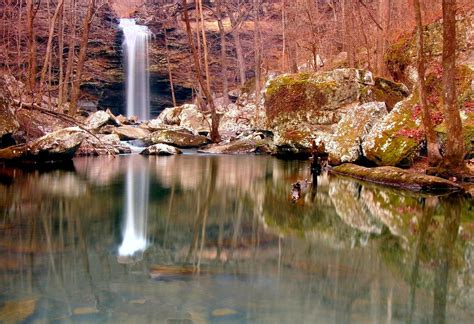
[140,143,183,156]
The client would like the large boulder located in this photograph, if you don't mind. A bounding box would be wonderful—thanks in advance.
[145,129,210,148]
[265,69,408,157]
[198,132,274,155]
[76,133,130,156]
[0,127,85,162]
[362,95,421,166]
[85,110,112,130]
[113,125,150,140]
[325,102,388,165]
[151,104,210,134]
[140,144,183,156]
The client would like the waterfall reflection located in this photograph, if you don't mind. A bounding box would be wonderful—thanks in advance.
[118,157,150,262]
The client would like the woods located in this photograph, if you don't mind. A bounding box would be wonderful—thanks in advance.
[0,0,473,177]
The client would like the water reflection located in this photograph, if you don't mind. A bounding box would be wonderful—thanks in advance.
[118,157,150,261]
[0,155,472,323]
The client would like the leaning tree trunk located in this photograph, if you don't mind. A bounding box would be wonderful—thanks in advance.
[182,0,220,143]
[413,0,442,166]
[69,0,95,116]
[441,0,465,169]
[216,0,229,105]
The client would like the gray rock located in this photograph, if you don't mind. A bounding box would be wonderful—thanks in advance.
[140,144,183,156]
[145,129,210,148]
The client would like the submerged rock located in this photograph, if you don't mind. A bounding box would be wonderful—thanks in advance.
[145,129,210,148]
[0,127,85,162]
[140,144,183,156]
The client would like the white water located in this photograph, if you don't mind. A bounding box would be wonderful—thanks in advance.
[118,157,150,258]
[119,18,150,121]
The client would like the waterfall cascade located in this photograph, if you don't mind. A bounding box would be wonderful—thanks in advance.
[118,157,150,259]
[119,18,150,121]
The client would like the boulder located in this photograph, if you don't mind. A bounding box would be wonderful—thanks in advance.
[113,125,150,140]
[265,68,408,157]
[0,127,85,162]
[199,138,271,155]
[326,102,388,165]
[85,110,112,130]
[179,104,210,134]
[140,144,183,156]
[145,129,210,148]
[76,133,130,156]
[362,95,421,166]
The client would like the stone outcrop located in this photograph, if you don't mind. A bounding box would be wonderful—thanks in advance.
[140,143,183,156]
[198,132,274,155]
[264,68,408,157]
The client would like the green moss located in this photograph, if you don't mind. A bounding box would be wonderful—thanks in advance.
[372,78,410,110]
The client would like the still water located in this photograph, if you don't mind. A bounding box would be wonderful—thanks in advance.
[0,154,472,323]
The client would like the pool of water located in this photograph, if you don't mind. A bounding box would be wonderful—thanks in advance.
[0,154,473,323]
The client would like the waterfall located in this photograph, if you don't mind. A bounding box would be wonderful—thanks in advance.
[118,157,150,260]
[119,18,150,121]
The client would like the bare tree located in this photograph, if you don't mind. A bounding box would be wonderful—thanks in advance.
[69,0,96,115]
[182,0,220,142]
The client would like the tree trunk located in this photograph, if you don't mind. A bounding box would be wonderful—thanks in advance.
[413,0,442,166]
[182,0,220,143]
[61,0,77,112]
[69,0,95,116]
[441,0,465,169]
[38,0,65,100]
[26,0,38,92]
[164,28,177,107]
[198,0,212,95]
[254,0,262,121]
[216,0,228,105]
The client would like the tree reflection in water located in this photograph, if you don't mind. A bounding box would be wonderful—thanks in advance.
[0,155,472,322]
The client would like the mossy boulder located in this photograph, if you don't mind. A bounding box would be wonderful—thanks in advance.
[264,68,408,157]
[326,101,388,165]
[362,95,421,166]
[145,129,210,148]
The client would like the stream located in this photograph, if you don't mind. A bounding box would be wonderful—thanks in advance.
[0,154,472,323]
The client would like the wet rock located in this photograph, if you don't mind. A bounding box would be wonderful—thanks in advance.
[330,163,461,192]
[113,125,150,140]
[85,110,112,130]
[0,127,85,162]
[140,144,183,156]
[145,129,210,148]
[326,102,388,165]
